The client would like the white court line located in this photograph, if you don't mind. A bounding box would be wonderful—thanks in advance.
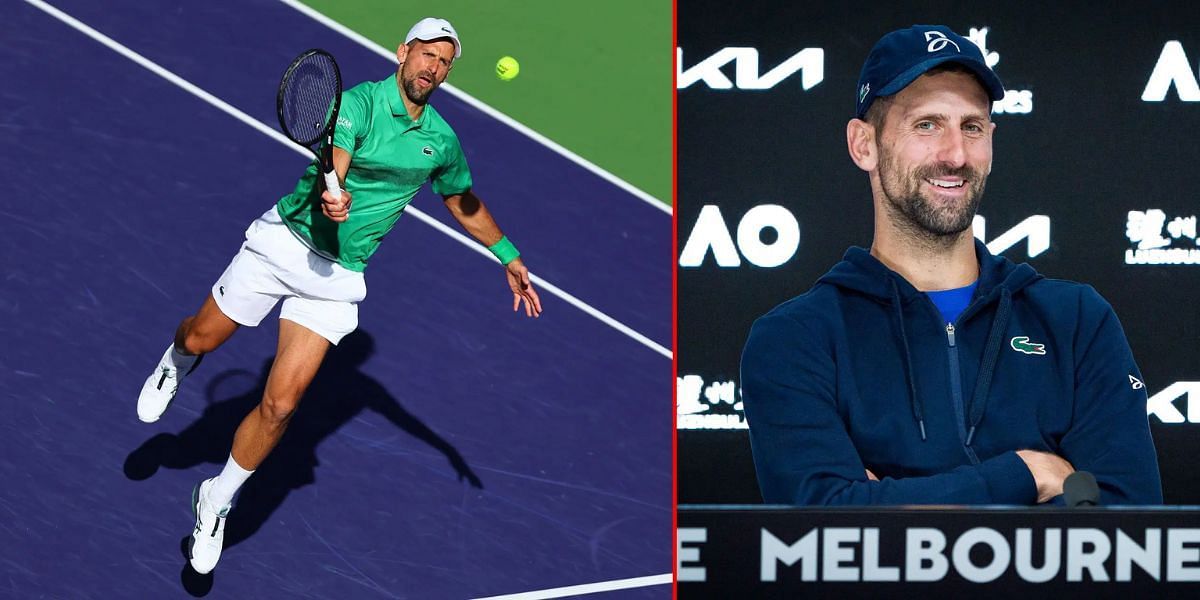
[278,0,672,215]
[472,573,672,600]
[25,0,671,360]
[413,212,671,358]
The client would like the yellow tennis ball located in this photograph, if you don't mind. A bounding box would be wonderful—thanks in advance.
[496,56,520,81]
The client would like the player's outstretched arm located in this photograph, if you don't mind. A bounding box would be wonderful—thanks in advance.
[502,257,541,318]
[443,190,542,318]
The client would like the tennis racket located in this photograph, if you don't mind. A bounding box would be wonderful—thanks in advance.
[277,49,344,199]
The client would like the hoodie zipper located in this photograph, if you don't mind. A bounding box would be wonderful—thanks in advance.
[945,323,980,464]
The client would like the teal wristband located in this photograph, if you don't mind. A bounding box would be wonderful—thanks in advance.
[488,236,520,265]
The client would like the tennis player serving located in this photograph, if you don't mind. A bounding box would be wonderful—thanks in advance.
[136,17,541,575]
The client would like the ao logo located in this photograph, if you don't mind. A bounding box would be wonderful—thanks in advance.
[1143,42,1200,101]
[679,205,800,268]
[679,208,1050,268]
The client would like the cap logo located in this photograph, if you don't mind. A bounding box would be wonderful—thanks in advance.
[441,27,453,34]
[924,31,960,53]
[858,83,870,103]
[1129,374,1145,390]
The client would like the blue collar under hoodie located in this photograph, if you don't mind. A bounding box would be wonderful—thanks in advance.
[741,239,1163,506]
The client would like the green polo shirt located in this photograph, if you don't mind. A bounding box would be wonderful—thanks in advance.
[276,73,473,272]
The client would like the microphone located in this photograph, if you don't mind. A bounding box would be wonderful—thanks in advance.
[1063,471,1100,507]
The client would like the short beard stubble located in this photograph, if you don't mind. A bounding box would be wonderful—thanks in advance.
[877,145,987,249]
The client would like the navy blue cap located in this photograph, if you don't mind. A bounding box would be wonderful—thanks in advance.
[855,25,1005,119]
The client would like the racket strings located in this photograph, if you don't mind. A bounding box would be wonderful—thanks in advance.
[281,54,340,147]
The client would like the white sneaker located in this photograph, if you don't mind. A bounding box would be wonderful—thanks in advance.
[136,345,201,423]
[188,478,230,575]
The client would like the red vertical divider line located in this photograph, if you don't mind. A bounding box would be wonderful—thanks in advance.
[670,0,679,595]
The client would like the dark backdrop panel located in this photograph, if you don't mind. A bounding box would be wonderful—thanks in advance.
[678,2,1200,504]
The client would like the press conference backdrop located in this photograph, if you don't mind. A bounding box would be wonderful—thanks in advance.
[678,2,1200,504]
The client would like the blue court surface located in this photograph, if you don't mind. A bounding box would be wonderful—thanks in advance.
[0,1,671,598]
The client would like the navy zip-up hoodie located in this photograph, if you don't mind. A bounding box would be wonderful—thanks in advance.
[741,240,1162,505]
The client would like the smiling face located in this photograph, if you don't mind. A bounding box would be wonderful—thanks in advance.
[872,68,995,241]
[397,39,455,105]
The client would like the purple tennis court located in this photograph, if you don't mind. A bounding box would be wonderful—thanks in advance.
[1,1,670,597]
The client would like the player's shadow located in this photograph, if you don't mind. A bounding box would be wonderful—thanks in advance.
[124,329,482,567]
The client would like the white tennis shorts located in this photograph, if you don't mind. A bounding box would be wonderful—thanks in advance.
[211,206,366,345]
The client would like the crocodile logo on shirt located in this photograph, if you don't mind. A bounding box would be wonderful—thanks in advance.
[1010,336,1046,355]
[422,146,434,156]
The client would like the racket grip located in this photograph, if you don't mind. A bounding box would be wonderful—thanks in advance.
[323,170,343,200]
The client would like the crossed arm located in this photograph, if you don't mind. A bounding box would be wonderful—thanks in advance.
[740,303,1161,506]
[863,451,1072,504]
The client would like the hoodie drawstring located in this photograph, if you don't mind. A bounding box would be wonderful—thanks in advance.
[964,287,1012,447]
[891,280,926,441]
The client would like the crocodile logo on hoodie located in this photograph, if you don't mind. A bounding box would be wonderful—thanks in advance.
[1010,336,1046,355]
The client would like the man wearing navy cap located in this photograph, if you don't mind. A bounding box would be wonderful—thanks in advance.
[741,25,1162,505]
[134,17,543,574]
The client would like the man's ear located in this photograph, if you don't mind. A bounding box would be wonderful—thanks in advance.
[847,118,879,172]
[396,43,409,65]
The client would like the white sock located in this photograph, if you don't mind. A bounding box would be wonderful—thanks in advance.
[167,344,198,373]
[208,454,254,509]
